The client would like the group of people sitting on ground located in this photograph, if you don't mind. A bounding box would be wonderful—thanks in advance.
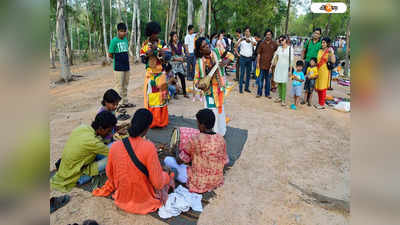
[51,101,228,215]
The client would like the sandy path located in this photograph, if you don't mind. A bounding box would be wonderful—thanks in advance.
[50,61,350,225]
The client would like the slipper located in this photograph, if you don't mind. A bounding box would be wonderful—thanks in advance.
[120,103,136,108]
[117,108,127,114]
[117,113,131,121]
[50,195,70,213]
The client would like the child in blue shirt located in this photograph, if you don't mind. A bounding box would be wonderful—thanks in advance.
[290,61,305,110]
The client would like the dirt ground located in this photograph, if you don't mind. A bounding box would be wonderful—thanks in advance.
[50,59,350,225]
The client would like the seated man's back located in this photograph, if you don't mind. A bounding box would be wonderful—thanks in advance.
[181,132,228,193]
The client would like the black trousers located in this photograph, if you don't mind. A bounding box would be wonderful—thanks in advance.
[176,72,187,95]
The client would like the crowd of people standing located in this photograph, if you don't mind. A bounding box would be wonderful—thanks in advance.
[50,20,340,218]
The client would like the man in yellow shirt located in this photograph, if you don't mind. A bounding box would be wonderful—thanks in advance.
[51,111,117,192]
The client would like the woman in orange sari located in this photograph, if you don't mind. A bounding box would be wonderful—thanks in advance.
[140,22,169,128]
[92,108,174,214]
[315,37,336,109]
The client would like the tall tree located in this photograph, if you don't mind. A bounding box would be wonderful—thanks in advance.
[200,0,207,36]
[165,0,169,41]
[64,0,73,65]
[124,0,130,32]
[129,0,137,57]
[168,0,178,37]
[208,0,211,37]
[117,0,123,22]
[285,0,291,35]
[101,0,110,63]
[110,0,113,42]
[187,0,193,29]
[50,32,56,68]
[56,0,72,82]
[135,0,141,61]
[148,0,151,21]
[325,13,332,36]
[85,1,92,53]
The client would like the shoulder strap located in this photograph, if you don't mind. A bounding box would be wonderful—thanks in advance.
[122,138,149,178]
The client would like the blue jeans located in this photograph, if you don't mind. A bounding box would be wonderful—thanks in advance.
[257,69,272,97]
[239,56,252,91]
[186,53,196,81]
[251,60,256,74]
[77,154,107,185]
[168,85,176,97]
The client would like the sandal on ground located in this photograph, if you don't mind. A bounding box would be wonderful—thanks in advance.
[120,103,136,108]
[117,108,127,113]
[314,104,325,109]
[281,101,286,106]
[117,113,131,121]
[50,195,70,213]
[274,98,281,103]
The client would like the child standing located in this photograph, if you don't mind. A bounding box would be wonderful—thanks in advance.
[290,61,305,110]
[302,57,318,106]
[109,23,135,109]
[165,63,179,100]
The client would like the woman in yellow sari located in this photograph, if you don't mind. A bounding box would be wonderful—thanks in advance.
[315,37,336,109]
[140,22,169,128]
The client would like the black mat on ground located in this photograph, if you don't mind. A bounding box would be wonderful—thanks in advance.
[146,115,248,167]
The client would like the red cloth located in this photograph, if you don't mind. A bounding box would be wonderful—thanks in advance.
[180,133,228,193]
[149,106,169,128]
[317,89,327,106]
[92,137,172,215]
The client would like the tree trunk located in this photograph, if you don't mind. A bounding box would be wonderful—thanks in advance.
[117,0,123,22]
[50,32,56,68]
[124,0,129,32]
[101,0,110,63]
[86,2,92,53]
[56,0,72,82]
[168,0,178,35]
[344,17,350,77]
[325,13,332,36]
[65,15,73,65]
[129,0,137,57]
[148,0,151,21]
[165,2,169,42]
[285,0,291,35]
[110,0,113,42]
[200,0,207,36]
[177,2,180,38]
[77,26,80,51]
[135,0,141,62]
[187,0,193,28]
[208,0,211,37]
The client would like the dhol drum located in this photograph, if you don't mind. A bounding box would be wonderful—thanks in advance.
[169,127,200,158]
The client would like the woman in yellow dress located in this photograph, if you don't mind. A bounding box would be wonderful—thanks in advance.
[315,37,336,109]
[140,22,169,128]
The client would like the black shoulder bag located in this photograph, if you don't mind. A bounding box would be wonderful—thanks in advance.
[122,138,149,178]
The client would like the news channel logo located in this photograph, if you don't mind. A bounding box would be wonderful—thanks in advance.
[311,2,347,14]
